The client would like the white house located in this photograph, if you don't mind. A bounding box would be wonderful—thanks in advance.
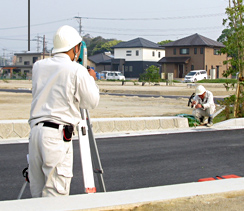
[112,37,165,78]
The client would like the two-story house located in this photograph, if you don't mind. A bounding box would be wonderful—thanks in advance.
[112,37,165,78]
[2,52,51,79]
[158,33,228,79]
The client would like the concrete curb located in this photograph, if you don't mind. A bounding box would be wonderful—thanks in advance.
[0,178,244,211]
[0,117,189,140]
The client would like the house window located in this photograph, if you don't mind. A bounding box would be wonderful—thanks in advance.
[33,57,38,63]
[152,51,155,57]
[126,50,132,56]
[129,66,133,72]
[194,48,197,54]
[180,48,189,55]
[173,48,176,55]
[18,57,22,62]
[24,61,30,65]
[158,52,161,58]
[200,48,204,54]
[191,65,194,70]
[125,66,129,72]
[214,49,220,55]
[136,50,139,56]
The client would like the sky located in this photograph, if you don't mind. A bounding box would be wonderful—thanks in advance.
[0,0,229,60]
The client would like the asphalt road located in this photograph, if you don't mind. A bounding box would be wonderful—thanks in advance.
[0,129,243,201]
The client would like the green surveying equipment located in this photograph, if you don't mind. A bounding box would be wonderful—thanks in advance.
[78,41,87,68]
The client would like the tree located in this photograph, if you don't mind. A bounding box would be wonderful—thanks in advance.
[91,40,122,55]
[157,40,173,46]
[217,28,234,43]
[85,36,107,56]
[139,65,160,84]
[221,0,244,117]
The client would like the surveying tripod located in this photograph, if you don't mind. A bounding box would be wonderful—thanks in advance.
[17,109,106,199]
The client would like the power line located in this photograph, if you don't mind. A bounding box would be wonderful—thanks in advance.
[0,12,225,31]
[0,18,73,31]
[84,26,224,32]
[82,13,225,21]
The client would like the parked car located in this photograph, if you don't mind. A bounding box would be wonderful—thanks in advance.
[102,71,125,80]
[184,70,207,83]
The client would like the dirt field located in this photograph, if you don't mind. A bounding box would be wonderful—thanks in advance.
[0,80,234,120]
[1,80,243,210]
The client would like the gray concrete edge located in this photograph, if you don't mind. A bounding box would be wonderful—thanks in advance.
[0,117,244,144]
[0,116,189,141]
[0,178,244,211]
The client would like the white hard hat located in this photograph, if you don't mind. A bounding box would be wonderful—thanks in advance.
[195,85,206,95]
[52,25,82,54]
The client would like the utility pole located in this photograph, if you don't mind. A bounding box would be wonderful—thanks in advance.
[43,35,45,59]
[35,35,43,52]
[28,0,30,51]
[2,49,6,65]
[74,16,82,35]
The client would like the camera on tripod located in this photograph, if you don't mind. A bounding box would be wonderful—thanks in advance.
[188,93,196,108]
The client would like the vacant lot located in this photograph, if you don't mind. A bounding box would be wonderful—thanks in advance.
[0,80,233,120]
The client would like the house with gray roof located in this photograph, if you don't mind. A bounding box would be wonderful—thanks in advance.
[158,33,228,79]
[88,52,113,72]
[112,37,165,78]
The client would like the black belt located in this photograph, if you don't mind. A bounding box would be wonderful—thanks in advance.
[36,121,60,129]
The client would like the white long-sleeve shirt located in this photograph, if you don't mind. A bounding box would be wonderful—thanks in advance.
[193,90,215,111]
[29,53,100,128]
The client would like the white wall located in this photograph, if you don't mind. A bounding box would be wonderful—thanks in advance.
[114,48,165,62]
[142,48,165,61]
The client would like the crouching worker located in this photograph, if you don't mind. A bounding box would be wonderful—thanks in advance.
[191,85,215,127]
[28,25,99,198]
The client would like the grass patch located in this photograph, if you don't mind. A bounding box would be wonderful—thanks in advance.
[197,79,237,84]
[213,108,234,124]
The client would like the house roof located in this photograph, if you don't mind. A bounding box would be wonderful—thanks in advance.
[158,57,191,64]
[88,53,112,64]
[161,33,225,48]
[112,37,164,49]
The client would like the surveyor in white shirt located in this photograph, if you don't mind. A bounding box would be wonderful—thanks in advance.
[192,85,215,127]
[28,25,99,197]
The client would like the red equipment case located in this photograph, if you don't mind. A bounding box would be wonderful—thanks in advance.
[198,174,241,182]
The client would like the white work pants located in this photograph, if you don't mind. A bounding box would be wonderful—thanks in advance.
[192,106,215,120]
[28,123,73,197]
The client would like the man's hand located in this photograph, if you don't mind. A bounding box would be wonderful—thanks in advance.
[191,100,197,107]
[88,68,97,80]
[195,104,203,109]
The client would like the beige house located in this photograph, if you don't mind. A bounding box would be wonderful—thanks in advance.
[158,33,229,79]
[2,52,51,79]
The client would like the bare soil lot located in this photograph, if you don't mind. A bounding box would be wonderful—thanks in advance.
[0,80,234,120]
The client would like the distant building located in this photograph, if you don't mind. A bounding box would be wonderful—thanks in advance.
[112,37,165,78]
[88,53,113,72]
[158,33,228,79]
[1,52,51,79]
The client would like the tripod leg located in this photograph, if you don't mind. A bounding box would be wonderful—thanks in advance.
[86,109,106,192]
[78,109,96,193]
[17,181,28,200]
